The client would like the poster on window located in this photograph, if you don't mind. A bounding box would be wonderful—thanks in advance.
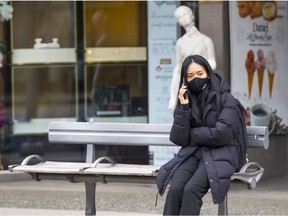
[148,1,177,124]
[147,1,179,165]
[230,1,288,135]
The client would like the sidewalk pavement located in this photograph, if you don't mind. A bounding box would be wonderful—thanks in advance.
[0,171,287,215]
[0,208,154,216]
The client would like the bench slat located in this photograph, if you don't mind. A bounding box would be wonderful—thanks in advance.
[49,131,173,146]
[49,122,269,149]
[49,122,173,146]
[12,161,160,177]
[11,161,90,174]
[83,164,160,176]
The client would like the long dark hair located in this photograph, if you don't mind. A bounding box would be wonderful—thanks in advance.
[177,55,222,125]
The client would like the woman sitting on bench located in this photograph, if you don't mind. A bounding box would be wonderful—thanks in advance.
[157,55,247,215]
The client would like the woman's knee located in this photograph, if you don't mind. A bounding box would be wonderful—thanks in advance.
[168,182,185,196]
[183,183,208,197]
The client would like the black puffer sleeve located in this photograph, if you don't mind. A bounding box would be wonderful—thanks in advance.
[189,94,239,147]
[169,107,191,147]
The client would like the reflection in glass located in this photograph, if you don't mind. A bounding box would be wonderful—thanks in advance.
[12,1,75,48]
[13,66,76,121]
[86,63,147,118]
[84,1,148,120]
[85,1,147,47]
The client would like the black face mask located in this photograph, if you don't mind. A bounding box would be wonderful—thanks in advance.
[187,77,209,95]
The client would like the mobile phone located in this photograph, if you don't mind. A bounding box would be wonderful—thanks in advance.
[182,77,186,85]
[182,77,187,99]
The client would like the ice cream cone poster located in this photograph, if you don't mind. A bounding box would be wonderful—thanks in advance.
[256,49,266,98]
[266,50,277,98]
[245,49,256,99]
[229,1,288,135]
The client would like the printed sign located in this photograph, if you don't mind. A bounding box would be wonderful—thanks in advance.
[230,1,288,135]
[147,1,179,165]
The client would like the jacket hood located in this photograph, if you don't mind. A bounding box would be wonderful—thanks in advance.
[215,73,230,94]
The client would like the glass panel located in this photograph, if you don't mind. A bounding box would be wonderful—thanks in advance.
[85,1,147,47]
[86,63,147,121]
[12,1,75,48]
[0,23,5,100]
[84,2,148,164]
[84,1,148,123]
[9,1,77,135]
[12,66,77,134]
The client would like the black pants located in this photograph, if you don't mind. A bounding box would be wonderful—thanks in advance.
[163,148,210,216]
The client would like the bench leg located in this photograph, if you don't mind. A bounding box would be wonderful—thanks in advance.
[85,182,96,216]
[218,194,228,216]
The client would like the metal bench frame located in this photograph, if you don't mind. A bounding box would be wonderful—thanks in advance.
[9,122,269,216]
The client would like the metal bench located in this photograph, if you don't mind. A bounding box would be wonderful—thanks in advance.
[9,122,269,216]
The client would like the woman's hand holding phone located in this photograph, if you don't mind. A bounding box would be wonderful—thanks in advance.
[178,85,189,104]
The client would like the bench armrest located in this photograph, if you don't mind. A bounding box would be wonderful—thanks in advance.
[231,162,264,189]
[79,157,117,173]
[8,154,47,171]
[92,157,117,168]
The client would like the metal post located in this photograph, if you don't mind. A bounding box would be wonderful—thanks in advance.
[85,182,96,216]
[86,144,96,163]
[218,194,228,216]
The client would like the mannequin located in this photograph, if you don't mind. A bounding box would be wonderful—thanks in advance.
[169,5,216,112]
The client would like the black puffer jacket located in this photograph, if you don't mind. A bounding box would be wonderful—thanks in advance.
[157,76,246,204]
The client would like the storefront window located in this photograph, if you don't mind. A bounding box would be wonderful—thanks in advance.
[84,1,148,123]
[12,1,75,48]
[85,1,147,47]
[83,1,149,164]
[12,66,76,134]
[10,1,77,134]
[86,63,147,120]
